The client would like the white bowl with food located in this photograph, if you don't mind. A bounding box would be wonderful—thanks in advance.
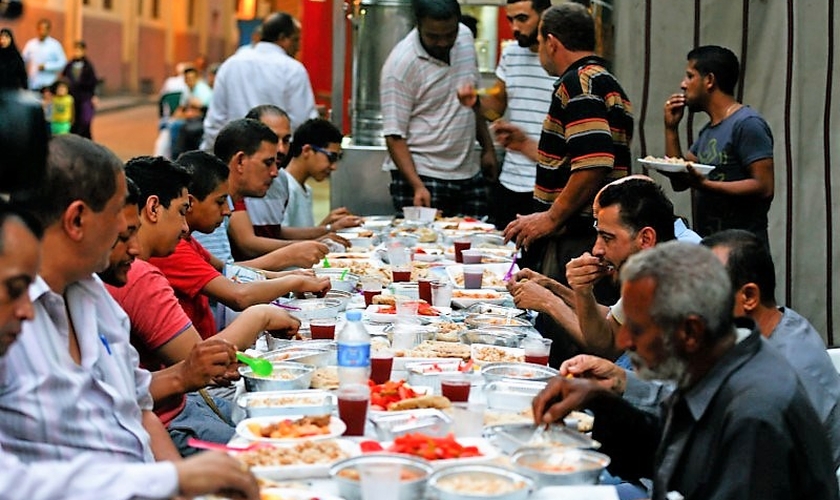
[428,464,533,500]
[235,414,346,444]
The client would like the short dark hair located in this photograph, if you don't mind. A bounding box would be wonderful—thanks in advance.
[597,178,676,243]
[539,3,595,52]
[11,135,123,228]
[125,176,141,208]
[245,104,290,122]
[261,12,298,43]
[213,118,278,164]
[288,118,344,159]
[0,200,43,254]
[701,229,776,307]
[124,156,192,209]
[506,0,551,14]
[176,150,229,202]
[183,67,199,77]
[686,45,740,96]
[412,0,461,24]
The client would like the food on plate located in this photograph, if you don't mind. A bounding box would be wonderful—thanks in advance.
[569,410,594,433]
[374,303,440,317]
[387,433,482,460]
[473,346,524,364]
[248,367,306,381]
[483,408,533,426]
[310,366,340,390]
[435,322,468,342]
[369,379,419,410]
[452,269,508,289]
[643,155,691,165]
[435,473,527,494]
[324,259,391,282]
[396,341,471,360]
[416,227,438,243]
[388,394,452,411]
[452,290,502,299]
[247,415,333,439]
[372,294,409,306]
[337,467,426,481]
[238,439,349,467]
[245,395,323,408]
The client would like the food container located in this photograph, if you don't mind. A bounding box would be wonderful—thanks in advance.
[480,362,558,384]
[403,206,438,222]
[458,328,521,348]
[315,268,360,293]
[261,345,334,367]
[282,298,343,321]
[406,360,464,393]
[324,289,353,311]
[428,464,533,500]
[330,453,434,500]
[485,423,599,455]
[239,362,315,392]
[469,233,506,247]
[464,314,532,330]
[483,380,546,412]
[466,304,527,318]
[370,409,453,440]
[236,389,334,418]
[511,446,610,487]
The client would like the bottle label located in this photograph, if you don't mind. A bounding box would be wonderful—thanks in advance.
[337,344,371,368]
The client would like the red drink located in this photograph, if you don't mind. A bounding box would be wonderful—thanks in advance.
[392,269,411,282]
[370,355,394,384]
[310,322,336,340]
[453,240,471,263]
[418,278,434,304]
[364,289,381,307]
[338,394,369,436]
[440,378,471,402]
[524,354,550,366]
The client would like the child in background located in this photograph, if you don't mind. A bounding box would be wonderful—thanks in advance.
[49,79,74,135]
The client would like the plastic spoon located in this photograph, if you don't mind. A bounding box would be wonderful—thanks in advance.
[236,351,273,377]
[322,256,331,268]
[503,251,519,282]
[187,437,268,453]
[339,268,349,281]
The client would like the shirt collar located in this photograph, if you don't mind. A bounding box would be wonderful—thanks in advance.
[29,274,105,304]
[253,41,289,57]
[409,27,450,66]
[681,317,760,421]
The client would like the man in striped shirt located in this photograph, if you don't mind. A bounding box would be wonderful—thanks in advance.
[380,0,497,217]
[457,0,556,229]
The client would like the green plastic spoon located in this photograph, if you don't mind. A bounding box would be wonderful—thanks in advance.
[236,352,273,377]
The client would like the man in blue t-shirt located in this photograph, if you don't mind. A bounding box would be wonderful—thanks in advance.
[662,45,774,250]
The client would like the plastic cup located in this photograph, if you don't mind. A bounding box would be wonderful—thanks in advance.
[309,317,337,340]
[391,265,411,283]
[440,373,471,402]
[360,463,402,500]
[430,281,452,308]
[387,245,411,267]
[450,402,486,438]
[362,279,382,307]
[418,278,434,304]
[337,384,370,436]
[395,297,421,317]
[463,266,483,289]
[453,239,471,263]
[460,249,483,264]
[523,337,553,365]
[392,323,418,350]
[370,350,394,384]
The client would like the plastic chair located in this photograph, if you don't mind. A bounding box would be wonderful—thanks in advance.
[159,91,182,118]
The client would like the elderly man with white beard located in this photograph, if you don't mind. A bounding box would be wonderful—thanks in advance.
[532,242,839,500]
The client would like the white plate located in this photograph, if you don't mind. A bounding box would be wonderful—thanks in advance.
[445,263,519,291]
[365,304,452,323]
[260,487,348,500]
[380,437,499,468]
[450,289,507,308]
[637,157,715,176]
[393,356,457,371]
[470,343,525,365]
[236,415,346,444]
[244,439,361,481]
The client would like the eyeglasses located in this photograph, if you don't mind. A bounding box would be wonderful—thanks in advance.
[311,145,343,164]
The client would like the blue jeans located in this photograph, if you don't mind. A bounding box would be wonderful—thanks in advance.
[168,391,235,457]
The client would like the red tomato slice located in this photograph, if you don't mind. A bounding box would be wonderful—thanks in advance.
[360,441,384,453]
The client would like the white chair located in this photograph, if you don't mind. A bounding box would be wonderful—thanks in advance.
[827,348,840,374]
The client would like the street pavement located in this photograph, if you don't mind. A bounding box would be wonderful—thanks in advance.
[92,98,158,162]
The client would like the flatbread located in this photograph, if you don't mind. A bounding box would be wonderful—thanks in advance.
[310,366,339,390]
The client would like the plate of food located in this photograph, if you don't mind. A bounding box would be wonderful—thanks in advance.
[368,379,442,412]
[451,289,507,308]
[365,304,451,323]
[470,343,525,365]
[236,415,346,444]
[638,156,715,176]
[236,439,361,480]
[379,434,499,467]
[446,264,519,291]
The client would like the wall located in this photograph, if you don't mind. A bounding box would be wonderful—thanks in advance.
[137,25,167,91]
[82,16,123,91]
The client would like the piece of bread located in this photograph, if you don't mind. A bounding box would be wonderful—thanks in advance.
[387,395,451,411]
[310,366,339,390]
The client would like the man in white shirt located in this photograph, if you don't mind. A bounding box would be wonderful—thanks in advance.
[202,11,318,150]
[21,18,66,91]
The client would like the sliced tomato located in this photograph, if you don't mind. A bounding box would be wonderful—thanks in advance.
[360,440,384,453]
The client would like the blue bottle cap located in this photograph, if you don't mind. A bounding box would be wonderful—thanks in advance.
[346,310,362,321]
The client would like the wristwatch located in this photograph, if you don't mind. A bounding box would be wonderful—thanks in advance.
[325,223,332,233]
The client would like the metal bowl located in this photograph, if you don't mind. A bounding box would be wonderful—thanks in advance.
[235,389,334,418]
[329,453,434,500]
[458,328,521,348]
[511,446,610,487]
[283,297,342,321]
[261,345,334,367]
[239,362,315,392]
[324,289,353,311]
[315,268,360,293]
[464,314,532,330]
[485,423,599,455]
[483,380,546,412]
[428,464,533,500]
[480,362,558,384]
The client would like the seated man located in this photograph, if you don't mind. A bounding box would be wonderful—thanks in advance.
[1,135,258,499]
[537,242,839,498]
[103,157,300,455]
[150,151,329,339]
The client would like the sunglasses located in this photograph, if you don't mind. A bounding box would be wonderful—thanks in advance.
[311,145,343,163]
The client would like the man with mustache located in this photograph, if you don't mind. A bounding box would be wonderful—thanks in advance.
[456,0,555,228]
[534,242,839,499]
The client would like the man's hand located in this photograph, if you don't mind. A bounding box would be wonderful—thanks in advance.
[481,148,499,183]
[331,214,363,231]
[180,338,237,392]
[663,92,686,130]
[286,241,329,268]
[509,280,557,314]
[509,268,554,289]
[532,375,611,426]
[456,83,478,109]
[560,354,627,395]
[504,211,558,250]
[176,451,259,500]
[566,252,610,295]
[491,120,530,152]
[413,185,432,208]
[263,306,302,338]
[299,276,332,297]
[319,233,351,248]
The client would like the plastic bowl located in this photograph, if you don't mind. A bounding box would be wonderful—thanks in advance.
[480,362,558,384]
[458,328,521,348]
[428,464,533,500]
[330,453,434,500]
[239,362,315,392]
[511,446,610,487]
[314,269,360,293]
[283,298,343,321]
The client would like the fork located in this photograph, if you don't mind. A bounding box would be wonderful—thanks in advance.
[503,251,519,282]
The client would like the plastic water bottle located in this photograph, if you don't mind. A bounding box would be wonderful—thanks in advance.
[337,310,371,386]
